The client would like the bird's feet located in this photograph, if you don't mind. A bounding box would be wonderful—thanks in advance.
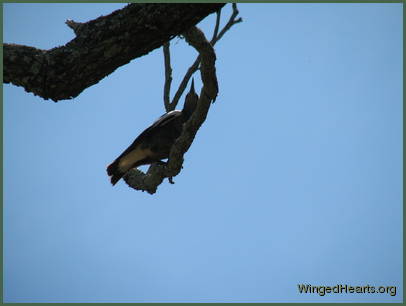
[154,161,175,184]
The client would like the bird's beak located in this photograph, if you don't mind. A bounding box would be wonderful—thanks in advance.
[190,78,195,94]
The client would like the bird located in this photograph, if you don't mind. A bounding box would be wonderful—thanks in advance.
[107,79,199,186]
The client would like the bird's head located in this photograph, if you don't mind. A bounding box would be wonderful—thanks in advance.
[182,78,199,120]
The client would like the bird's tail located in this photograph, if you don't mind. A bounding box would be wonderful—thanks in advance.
[107,160,125,186]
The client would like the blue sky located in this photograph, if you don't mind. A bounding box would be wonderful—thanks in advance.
[3,3,403,303]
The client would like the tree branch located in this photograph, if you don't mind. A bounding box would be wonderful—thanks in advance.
[4,3,225,102]
[122,4,242,194]
[163,42,172,112]
[211,9,222,43]
[123,26,218,194]
[212,3,242,45]
[169,4,242,110]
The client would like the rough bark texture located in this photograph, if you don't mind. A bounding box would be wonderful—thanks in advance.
[4,3,224,101]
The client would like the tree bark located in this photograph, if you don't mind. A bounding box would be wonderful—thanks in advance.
[4,3,224,102]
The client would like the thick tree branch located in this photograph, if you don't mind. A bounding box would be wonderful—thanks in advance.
[124,26,218,194]
[4,3,225,102]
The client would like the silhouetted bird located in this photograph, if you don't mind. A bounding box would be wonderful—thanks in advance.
[107,80,199,186]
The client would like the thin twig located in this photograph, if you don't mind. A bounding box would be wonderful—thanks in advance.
[169,3,242,109]
[211,9,222,42]
[170,56,200,111]
[212,3,242,45]
[163,42,172,112]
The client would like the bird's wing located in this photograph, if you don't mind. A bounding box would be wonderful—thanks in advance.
[146,110,182,132]
[107,110,183,185]
[114,110,182,161]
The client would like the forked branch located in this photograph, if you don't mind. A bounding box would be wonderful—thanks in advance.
[123,26,218,194]
[123,4,242,194]
[168,4,242,111]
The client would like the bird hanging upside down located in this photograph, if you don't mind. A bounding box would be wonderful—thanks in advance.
[107,79,199,186]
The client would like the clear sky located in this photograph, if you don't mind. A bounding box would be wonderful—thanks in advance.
[3,3,403,303]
